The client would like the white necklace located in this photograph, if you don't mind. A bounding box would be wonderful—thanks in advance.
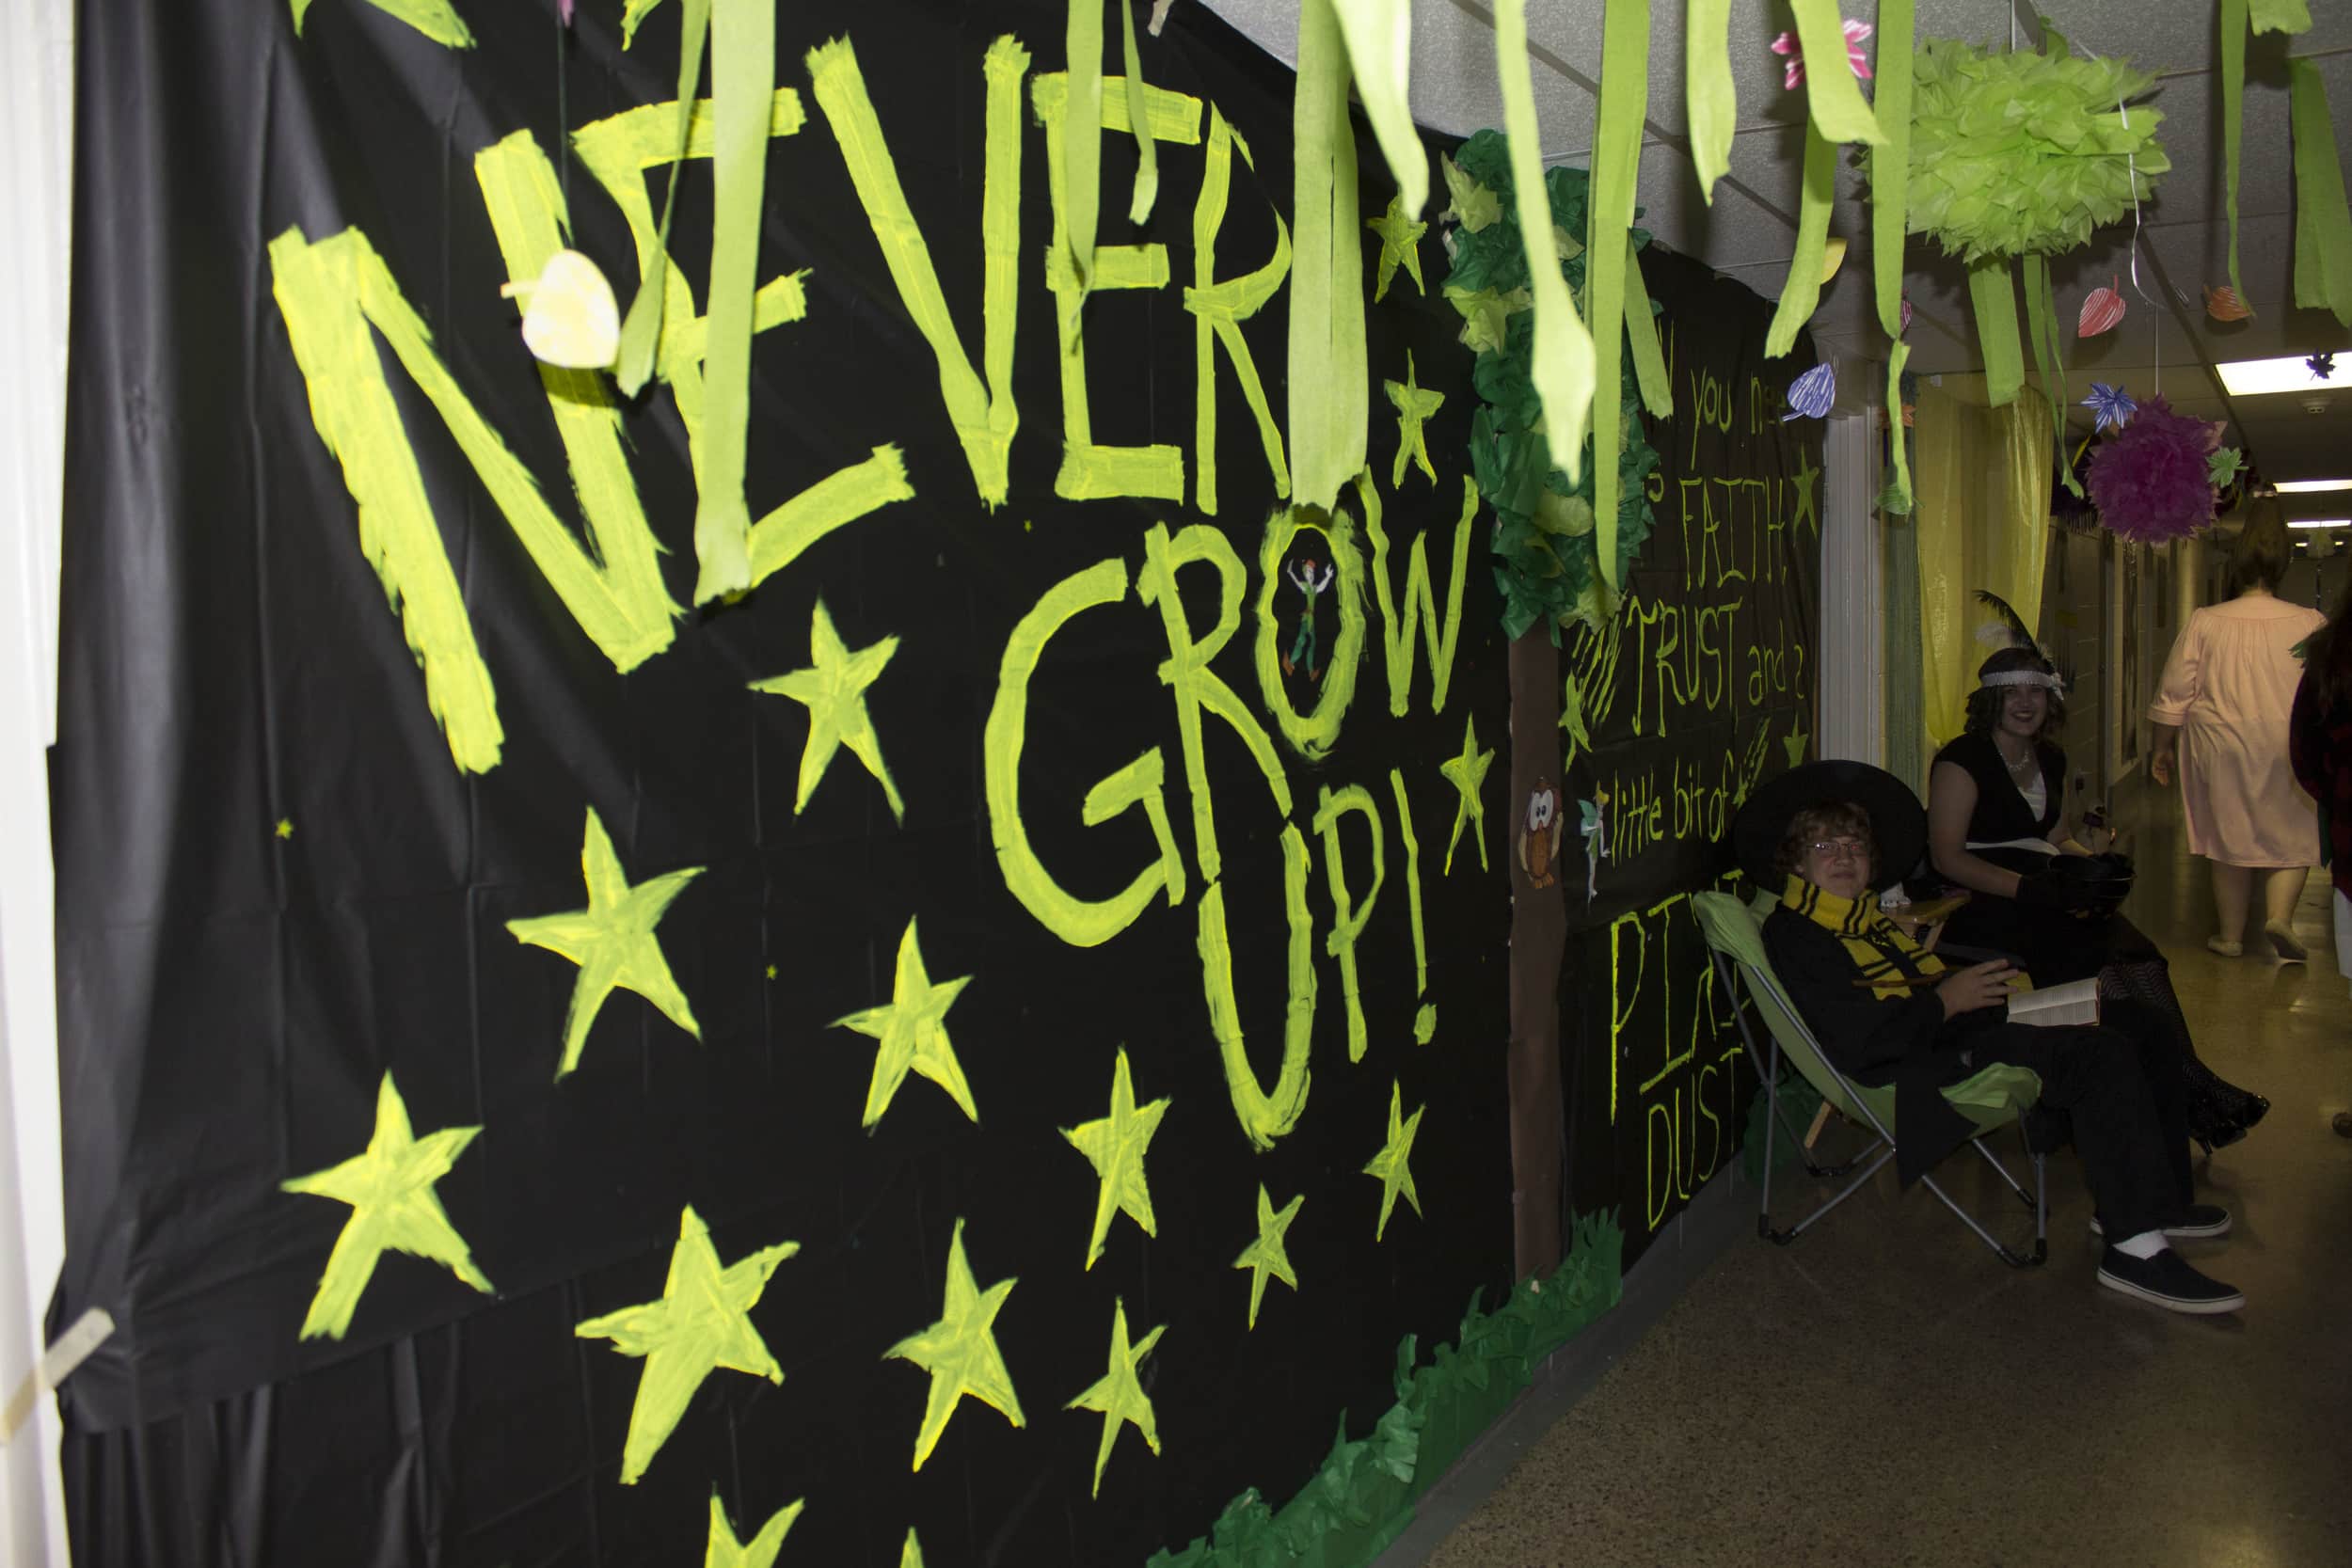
[1998,739,2038,779]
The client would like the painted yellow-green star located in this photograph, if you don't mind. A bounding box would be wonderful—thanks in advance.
[749,600,905,822]
[1785,730,1810,768]
[507,808,704,1081]
[1363,1081,1425,1242]
[1232,1183,1304,1330]
[1060,1048,1170,1270]
[575,1206,800,1485]
[897,1530,926,1568]
[1386,352,1446,490]
[1064,1297,1167,1497]
[275,817,294,840]
[280,1070,492,1341]
[703,1492,803,1568]
[885,1217,1024,1471]
[1559,673,1593,761]
[1367,192,1427,302]
[1444,284,1527,356]
[1438,714,1494,874]
[833,917,977,1128]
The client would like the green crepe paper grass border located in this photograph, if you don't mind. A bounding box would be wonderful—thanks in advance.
[1440,131,1661,643]
[1864,38,2169,266]
[1145,1211,1626,1568]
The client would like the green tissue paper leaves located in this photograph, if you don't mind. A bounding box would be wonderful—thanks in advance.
[1444,134,1660,643]
[1867,38,2168,264]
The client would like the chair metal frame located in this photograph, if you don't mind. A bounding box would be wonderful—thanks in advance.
[1708,943,2049,1269]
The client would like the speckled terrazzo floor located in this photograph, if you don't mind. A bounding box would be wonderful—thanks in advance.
[1419,787,2352,1568]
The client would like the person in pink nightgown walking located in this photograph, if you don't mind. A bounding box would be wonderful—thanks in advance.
[2148,503,2328,959]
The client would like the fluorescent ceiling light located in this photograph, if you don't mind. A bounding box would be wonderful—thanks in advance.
[2287,518,2347,529]
[2217,355,2346,395]
[2272,479,2352,492]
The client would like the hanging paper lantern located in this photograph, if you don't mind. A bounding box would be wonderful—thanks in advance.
[2204,284,2254,321]
[2081,382,2137,434]
[1783,361,1836,420]
[2078,277,2125,337]
[2085,394,2226,544]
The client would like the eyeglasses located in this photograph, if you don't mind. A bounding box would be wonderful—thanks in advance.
[1807,838,1869,862]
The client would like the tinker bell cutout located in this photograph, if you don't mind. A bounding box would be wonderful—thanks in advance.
[1281,557,1338,681]
[1578,790,1609,907]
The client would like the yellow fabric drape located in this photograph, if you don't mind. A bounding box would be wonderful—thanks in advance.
[1913,383,2053,763]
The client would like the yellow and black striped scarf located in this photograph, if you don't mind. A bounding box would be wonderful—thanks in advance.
[1781,875,1947,998]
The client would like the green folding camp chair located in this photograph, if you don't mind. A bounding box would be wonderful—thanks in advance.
[1691,890,2049,1268]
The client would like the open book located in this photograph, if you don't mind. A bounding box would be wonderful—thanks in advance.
[2007,976,2100,1029]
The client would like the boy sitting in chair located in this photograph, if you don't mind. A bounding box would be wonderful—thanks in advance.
[1742,761,2243,1315]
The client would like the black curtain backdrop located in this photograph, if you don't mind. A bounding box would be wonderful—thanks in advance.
[53,1,1521,1564]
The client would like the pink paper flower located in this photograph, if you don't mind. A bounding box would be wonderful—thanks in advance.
[1771,20,1874,90]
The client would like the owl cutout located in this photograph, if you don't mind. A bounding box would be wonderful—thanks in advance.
[1518,781,1564,890]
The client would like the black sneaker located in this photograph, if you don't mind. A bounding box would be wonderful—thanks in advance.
[2096,1246,2245,1314]
[2089,1203,2233,1240]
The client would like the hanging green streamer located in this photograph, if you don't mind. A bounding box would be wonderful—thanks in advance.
[2291,58,2352,327]
[1491,0,1595,493]
[2251,0,2312,31]
[1622,242,1671,420]
[612,0,710,397]
[1584,0,1648,591]
[689,0,771,603]
[1788,0,1884,147]
[1968,259,2024,408]
[1684,0,1734,205]
[1118,0,1158,224]
[1871,0,1914,512]
[2021,255,2080,498]
[1288,0,1369,510]
[2221,0,2247,307]
[1765,123,1835,358]
[1882,340,1913,515]
[1063,0,1104,346]
[291,0,475,48]
[1330,0,1428,219]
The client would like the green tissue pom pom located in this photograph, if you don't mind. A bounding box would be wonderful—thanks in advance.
[1862,38,2169,263]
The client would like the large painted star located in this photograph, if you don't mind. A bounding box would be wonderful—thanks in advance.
[1232,1183,1304,1330]
[833,917,978,1129]
[507,808,704,1080]
[1363,1081,1425,1242]
[1060,1048,1170,1269]
[749,599,906,822]
[1386,352,1446,490]
[1367,192,1428,302]
[575,1206,800,1485]
[280,1071,492,1340]
[703,1492,803,1568]
[1064,1297,1167,1497]
[1438,715,1494,874]
[885,1217,1025,1470]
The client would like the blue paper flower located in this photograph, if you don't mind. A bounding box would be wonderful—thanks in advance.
[1782,362,1836,421]
[2082,382,2137,434]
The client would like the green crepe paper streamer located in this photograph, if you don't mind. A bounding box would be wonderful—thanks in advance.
[1064,0,1104,349]
[1967,258,2024,408]
[290,0,475,48]
[1584,0,1649,591]
[1765,122,1835,358]
[1330,0,1428,220]
[2291,58,2352,328]
[1685,0,1735,205]
[1288,0,1370,511]
[1871,0,1914,513]
[2223,0,2247,307]
[2251,0,2312,31]
[1622,241,1671,419]
[1119,0,1158,224]
[620,0,665,47]
[1145,1211,1626,1568]
[689,0,770,603]
[2021,254,2080,497]
[1494,0,1596,490]
[1788,0,1884,147]
[613,0,710,398]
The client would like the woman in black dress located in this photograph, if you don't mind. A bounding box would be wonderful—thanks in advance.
[1925,646,2268,1151]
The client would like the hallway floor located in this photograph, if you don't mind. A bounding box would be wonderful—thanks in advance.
[1423,789,2352,1568]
